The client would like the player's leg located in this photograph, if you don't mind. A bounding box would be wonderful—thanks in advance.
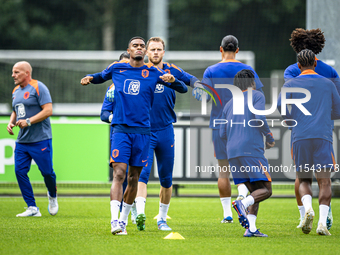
[109,132,130,234]
[120,170,128,212]
[212,129,232,223]
[314,139,333,235]
[122,133,150,232]
[155,125,175,230]
[294,139,314,234]
[315,169,331,235]
[14,142,41,217]
[237,183,249,200]
[134,132,157,224]
[232,156,271,236]
[119,165,143,234]
[30,139,58,216]
[295,176,305,228]
[218,159,232,223]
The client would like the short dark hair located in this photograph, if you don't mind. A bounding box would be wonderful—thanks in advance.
[119,52,130,60]
[221,35,238,52]
[128,36,146,47]
[234,69,255,91]
[297,49,315,67]
[290,28,325,54]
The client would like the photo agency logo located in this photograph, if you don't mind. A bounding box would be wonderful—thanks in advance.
[196,82,312,127]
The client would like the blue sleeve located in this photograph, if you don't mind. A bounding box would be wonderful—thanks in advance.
[37,82,52,105]
[158,75,188,93]
[169,78,188,93]
[100,96,113,123]
[284,68,295,82]
[256,87,264,94]
[331,83,340,120]
[100,110,111,123]
[254,93,274,143]
[253,70,264,90]
[277,82,293,119]
[330,68,340,95]
[87,63,115,84]
[170,64,199,88]
[284,63,302,82]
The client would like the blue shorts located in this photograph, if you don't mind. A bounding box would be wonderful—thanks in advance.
[229,156,272,185]
[292,139,336,171]
[139,125,174,188]
[110,133,150,167]
[212,129,228,160]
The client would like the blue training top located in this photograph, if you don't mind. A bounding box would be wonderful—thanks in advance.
[88,60,187,133]
[220,90,274,159]
[278,70,340,143]
[12,79,52,143]
[150,62,198,131]
[284,58,340,94]
[202,60,264,129]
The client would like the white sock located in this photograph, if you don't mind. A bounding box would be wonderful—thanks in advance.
[241,195,255,210]
[119,202,132,223]
[301,194,313,213]
[158,202,170,221]
[248,214,257,232]
[298,205,305,219]
[220,197,232,218]
[110,200,121,222]
[318,204,329,227]
[237,184,248,198]
[135,197,146,215]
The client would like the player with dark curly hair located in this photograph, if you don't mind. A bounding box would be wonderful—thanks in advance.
[284,28,340,231]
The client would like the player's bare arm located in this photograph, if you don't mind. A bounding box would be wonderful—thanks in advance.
[266,142,275,149]
[7,111,17,135]
[16,103,53,128]
[80,76,93,86]
[159,73,175,83]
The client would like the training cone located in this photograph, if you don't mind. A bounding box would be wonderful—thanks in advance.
[154,214,171,220]
[163,232,185,239]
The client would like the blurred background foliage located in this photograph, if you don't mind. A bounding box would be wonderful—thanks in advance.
[0,0,305,107]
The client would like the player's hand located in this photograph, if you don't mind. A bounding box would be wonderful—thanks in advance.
[160,73,175,83]
[266,141,275,149]
[16,119,28,129]
[7,123,15,135]
[106,85,115,102]
[80,76,93,86]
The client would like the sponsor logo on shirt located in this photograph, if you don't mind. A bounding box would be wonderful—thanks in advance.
[155,84,164,93]
[15,103,26,118]
[124,79,140,95]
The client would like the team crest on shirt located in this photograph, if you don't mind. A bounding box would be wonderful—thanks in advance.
[155,84,164,93]
[141,69,149,78]
[124,79,140,95]
[23,92,30,99]
[15,103,26,118]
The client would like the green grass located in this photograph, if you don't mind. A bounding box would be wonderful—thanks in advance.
[0,182,296,196]
[1,197,339,255]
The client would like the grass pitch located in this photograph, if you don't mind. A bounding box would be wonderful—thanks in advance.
[1,197,339,255]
